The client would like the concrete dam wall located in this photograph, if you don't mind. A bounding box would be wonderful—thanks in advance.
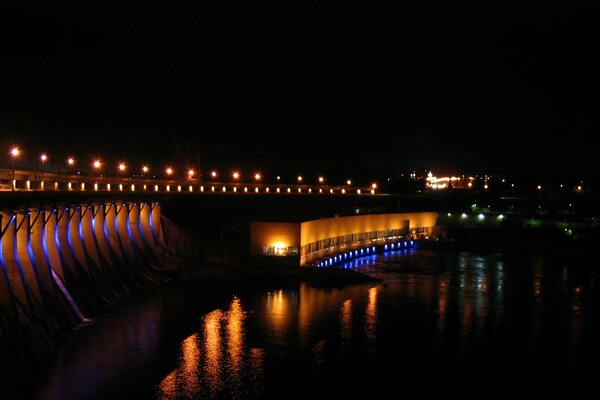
[0,200,181,398]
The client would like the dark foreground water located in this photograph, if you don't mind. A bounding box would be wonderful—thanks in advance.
[33,250,598,399]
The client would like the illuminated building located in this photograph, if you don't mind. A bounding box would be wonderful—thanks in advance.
[250,212,437,266]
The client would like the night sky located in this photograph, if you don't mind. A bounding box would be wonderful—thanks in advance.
[1,4,598,180]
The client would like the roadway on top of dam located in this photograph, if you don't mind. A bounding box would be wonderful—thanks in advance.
[0,168,378,196]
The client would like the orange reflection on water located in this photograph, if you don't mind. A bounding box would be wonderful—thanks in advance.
[365,287,378,353]
[267,289,289,344]
[204,309,223,394]
[340,300,353,354]
[182,334,201,394]
[158,297,255,399]
[158,333,202,398]
[226,297,245,393]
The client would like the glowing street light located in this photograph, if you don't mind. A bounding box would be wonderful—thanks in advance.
[118,162,127,172]
[318,176,324,183]
[297,175,303,182]
[346,179,352,186]
[211,170,217,178]
[187,169,195,179]
[371,183,377,189]
[232,171,240,180]
[10,147,20,193]
[142,165,149,174]
[165,167,174,176]
[254,173,261,181]
[34,153,48,193]
[68,157,75,167]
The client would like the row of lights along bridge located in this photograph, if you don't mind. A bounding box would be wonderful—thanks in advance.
[6,147,377,188]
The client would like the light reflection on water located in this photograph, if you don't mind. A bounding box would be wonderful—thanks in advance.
[33,250,598,398]
[158,297,261,399]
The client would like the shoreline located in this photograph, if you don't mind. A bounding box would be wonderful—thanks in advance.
[416,238,594,257]
[175,262,383,285]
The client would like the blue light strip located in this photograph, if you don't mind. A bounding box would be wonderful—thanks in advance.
[315,240,416,268]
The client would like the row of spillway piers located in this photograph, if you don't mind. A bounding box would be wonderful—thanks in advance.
[0,200,175,397]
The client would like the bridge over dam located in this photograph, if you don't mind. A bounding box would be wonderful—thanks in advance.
[0,178,438,397]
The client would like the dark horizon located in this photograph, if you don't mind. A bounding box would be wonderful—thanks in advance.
[1,4,598,177]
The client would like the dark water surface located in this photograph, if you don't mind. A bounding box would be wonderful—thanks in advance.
[33,250,598,399]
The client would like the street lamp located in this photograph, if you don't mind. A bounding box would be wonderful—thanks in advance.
[118,162,126,173]
[10,147,20,193]
[34,153,47,193]
[93,160,102,176]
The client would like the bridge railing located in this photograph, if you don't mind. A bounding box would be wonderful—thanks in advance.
[0,168,377,195]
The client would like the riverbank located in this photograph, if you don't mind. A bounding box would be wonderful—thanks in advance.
[176,262,382,285]
[417,236,596,256]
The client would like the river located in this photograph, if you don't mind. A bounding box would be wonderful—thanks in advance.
[32,249,598,399]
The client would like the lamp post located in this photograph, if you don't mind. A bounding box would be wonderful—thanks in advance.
[93,160,102,176]
[10,147,20,194]
[34,153,47,193]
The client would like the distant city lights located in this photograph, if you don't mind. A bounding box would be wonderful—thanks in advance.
[426,171,473,190]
